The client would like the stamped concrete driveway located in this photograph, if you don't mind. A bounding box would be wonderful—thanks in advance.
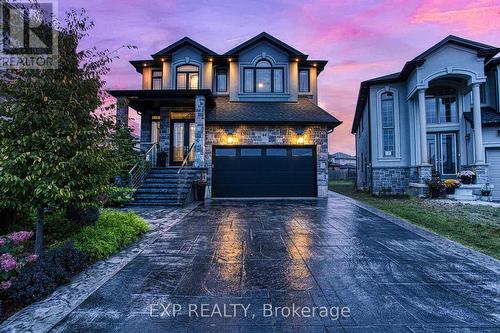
[52,192,500,333]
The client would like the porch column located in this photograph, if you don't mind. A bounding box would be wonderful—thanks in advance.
[472,83,485,163]
[417,89,428,164]
[116,97,129,127]
[159,107,169,156]
[194,95,206,168]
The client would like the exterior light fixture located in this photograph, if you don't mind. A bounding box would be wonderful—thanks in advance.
[143,63,147,67]
[258,83,264,88]
[295,58,299,62]
[209,58,213,62]
[228,58,232,62]
[225,128,235,145]
[161,58,165,62]
[313,63,317,67]
[295,127,305,145]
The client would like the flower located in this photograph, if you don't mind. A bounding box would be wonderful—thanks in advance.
[0,253,17,272]
[0,238,6,247]
[457,170,475,178]
[8,231,34,245]
[26,254,38,263]
[443,179,460,189]
[0,280,12,290]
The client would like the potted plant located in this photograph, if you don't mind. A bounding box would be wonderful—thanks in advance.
[426,176,443,199]
[193,179,206,201]
[443,179,460,195]
[481,183,492,197]
[457,170,475,184]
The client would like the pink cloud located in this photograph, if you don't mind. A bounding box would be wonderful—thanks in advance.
[412,1,500,35]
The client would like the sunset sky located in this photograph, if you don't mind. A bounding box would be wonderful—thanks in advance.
[60,0,500,155]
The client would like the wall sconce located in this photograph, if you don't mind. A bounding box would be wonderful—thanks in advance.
[295,127,305,145]
[465,133,471,141]
[225,128,235,145]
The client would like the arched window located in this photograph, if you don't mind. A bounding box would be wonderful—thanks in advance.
[243,59,284,93]
[176,64,199,90]
[381,92,395,157]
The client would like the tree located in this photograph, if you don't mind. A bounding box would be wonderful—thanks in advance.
[111,124,141,184]
[0,6,129,254]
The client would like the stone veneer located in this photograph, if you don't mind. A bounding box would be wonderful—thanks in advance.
[372,167,410,195]
[204,125,329,198]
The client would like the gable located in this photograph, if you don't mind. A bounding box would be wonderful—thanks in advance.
[225,32,305,58]
[238,41,289,64]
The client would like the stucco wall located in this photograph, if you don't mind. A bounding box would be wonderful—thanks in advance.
[204,125,329,198]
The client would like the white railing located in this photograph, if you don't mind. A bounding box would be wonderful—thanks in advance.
[129,143,158,189]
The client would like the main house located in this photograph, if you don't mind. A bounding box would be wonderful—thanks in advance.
[110,33,341,205]
[352,35,500,200]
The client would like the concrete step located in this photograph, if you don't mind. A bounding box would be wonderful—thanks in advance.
[135,187,190,194]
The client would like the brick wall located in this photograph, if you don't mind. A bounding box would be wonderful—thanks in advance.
[204,125,329,197]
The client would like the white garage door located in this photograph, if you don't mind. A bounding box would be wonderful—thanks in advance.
[486,148,500,201]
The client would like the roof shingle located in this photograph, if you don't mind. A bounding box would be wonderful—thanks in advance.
[206,97,341,130]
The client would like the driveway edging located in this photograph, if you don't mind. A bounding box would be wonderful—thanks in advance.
[0,203,200,333]
[329,191,500,273]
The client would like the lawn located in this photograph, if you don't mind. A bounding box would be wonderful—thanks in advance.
[329,181,500,259]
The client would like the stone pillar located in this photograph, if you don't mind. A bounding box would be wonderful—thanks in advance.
[159,107,169,157]
[140,111,151,152]
[417,89,428,165]
[474,164,488,185]
[472,83,484,164]
[194,95,206,168]
[116,97,129,127]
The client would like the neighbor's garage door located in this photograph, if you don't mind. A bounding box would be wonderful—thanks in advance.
[212,146,316,197]
[486,148,500,201]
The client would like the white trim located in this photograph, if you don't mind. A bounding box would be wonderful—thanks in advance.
[238,54,289,95]
[171,58,204,90]
[376,86,401,160]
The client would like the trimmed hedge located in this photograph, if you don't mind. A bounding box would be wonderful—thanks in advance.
[73,210,149,260]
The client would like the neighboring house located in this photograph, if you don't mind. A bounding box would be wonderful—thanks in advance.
[110,32,341,205]
[330,152,356,167]
[352,35,500,200]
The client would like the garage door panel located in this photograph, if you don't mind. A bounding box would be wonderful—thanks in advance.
[212,146,316,197]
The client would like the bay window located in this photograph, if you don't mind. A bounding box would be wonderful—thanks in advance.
[243,59,284,93]
[176,65,199,90]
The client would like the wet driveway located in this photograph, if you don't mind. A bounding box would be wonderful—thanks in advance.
[52,193,500,333]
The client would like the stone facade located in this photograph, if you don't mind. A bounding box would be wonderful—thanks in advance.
[194,96,206,168]
[116,97,129,127]
[372,167,410,195]
[204,125,329,198]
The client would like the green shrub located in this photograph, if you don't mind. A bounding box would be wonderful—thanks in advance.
[73,210,148,260]
[102,187,136,207]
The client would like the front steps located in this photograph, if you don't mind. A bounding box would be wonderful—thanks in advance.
[129,168,201,207]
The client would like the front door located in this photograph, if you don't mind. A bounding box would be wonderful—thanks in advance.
[427,132,458,177]
[170,121,195,165]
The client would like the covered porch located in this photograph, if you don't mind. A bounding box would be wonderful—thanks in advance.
[408,71,488,194]
[108,89,215,168]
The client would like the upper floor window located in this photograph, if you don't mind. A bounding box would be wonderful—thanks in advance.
[215,68,227,92]
[243,59,284,93]
[152,70,163,90]
[299,69,310,92]
[381,92,395,157]
[426,87,458,124]
[176,65,199,90]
